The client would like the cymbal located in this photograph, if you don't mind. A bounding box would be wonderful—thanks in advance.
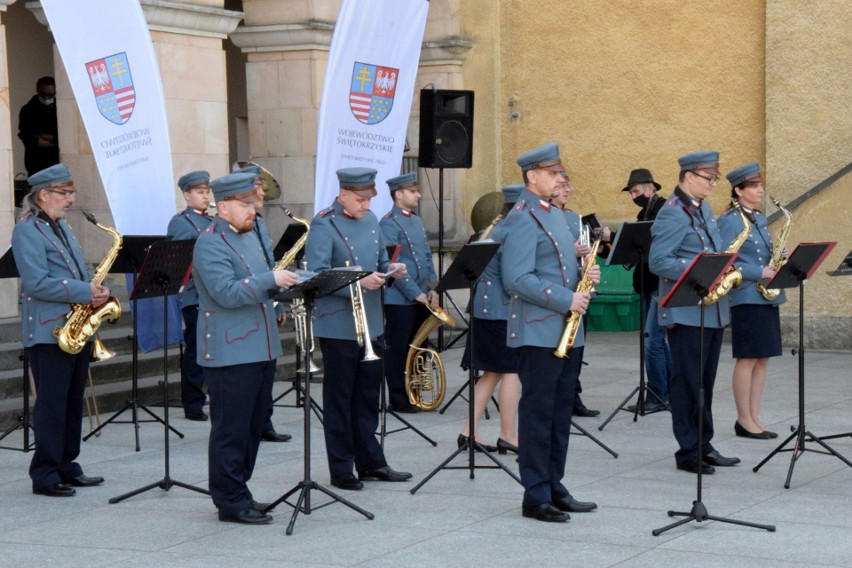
[470,191,504,233]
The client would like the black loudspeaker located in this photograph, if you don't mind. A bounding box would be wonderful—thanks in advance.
[418,89,474,169]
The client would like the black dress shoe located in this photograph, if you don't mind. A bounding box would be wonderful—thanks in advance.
[358,466,412,482]
[552,494,597,513]
[251,500,274,513]
[676,458,715,475]
[218,508,273,525]
[184,409,209,421]
[496,438,518,455]
[763,429,779,439]
[389,404,420,414]
[33,483,76,497]
[703,450,741,467]
[261,430,292,442]
[573,405,600,417]
[330,474,364,491]
[522,503,570,523]
[735,421,772,439]
[66,474,104,487]
[457,434,496,453]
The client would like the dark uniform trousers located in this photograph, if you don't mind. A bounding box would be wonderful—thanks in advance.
[667,324,723,465]
[27,343,91,489]
[320,337,388,478]
[205,360,274,517]
[180,305,206,413]
[383,303,429,409]
[518,345,583,507]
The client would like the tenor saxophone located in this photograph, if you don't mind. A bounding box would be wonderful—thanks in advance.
[703,199,750,305]
[54,213,122,355]
[405,304,455,410]
[554,235,601,358]
[757,197,791,301]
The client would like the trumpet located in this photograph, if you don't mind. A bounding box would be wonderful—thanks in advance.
[349,270,380,362]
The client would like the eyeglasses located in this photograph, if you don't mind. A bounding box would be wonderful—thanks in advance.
[690,171,720,185]
[48,189,78,199]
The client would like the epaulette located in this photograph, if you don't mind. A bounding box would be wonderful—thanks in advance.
[381,210,393,219]
[513,201,529,211]
[203,224,215,233]
[318,206,333,217]
[720,208,737,217]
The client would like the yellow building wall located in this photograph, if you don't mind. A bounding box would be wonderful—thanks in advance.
[459,0,850,338]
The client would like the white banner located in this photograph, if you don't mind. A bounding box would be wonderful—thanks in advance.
[314,0,429,215]
[41,0,174,235]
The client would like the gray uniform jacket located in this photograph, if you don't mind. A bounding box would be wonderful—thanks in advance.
[193,216,283,367]
[717,206,786,307]
[304,200,390,340]
[380,205,436,305]
[12,211,92,347]
[649,187,730,328]
[472,219,511,321]
[501,188,584,348]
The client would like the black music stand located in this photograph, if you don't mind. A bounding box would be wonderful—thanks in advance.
[267,269,374,535]
[653,252,774,536]
[598,221,669,431]
[110,240,208,503]
[84,235,177,449]
[411,242,522,495]
[752,241,850,487]
[0,247,35,452]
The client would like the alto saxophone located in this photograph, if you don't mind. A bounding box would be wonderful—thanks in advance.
[405,304,455,410]
[554,235,601,358]
[757,197,791,301]
[54,213,122,355]
[273,205,310,270]
[704,199,750,304]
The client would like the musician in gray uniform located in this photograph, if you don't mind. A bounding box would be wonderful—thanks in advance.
[501,144,599,523]
[231,163,291,443]
[649,151,740,475]
[193,172,300,525]
[13,163,108,497]
[459,183,522,454]
[551,175,599,418]
[304,167,411,491]
[718,162,785,440]
[167,170,213,421]
[379,172,438,413]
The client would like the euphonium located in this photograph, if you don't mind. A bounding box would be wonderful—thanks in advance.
[703,199,750,305]
[54,213,122,355]
[554,235,601,358]
[405,304,455,410]
[350,276,380,362]
[757,197,791,301]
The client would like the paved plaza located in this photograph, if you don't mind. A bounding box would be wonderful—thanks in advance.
[1,332,851,567]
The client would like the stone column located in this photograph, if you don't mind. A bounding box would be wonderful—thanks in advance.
[25,1,242,259]
[0,0,20,318]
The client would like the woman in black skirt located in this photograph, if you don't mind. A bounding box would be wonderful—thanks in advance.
[718,162,786,439]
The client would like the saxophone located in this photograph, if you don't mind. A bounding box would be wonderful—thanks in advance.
[54,213,122,355]
[554,235,601,358]
[703,199,750,305]
[405,304,455,410]
[273,205,311,270]
[757,197,791,301]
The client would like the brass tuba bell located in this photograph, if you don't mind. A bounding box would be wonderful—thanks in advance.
[405,305,455,410]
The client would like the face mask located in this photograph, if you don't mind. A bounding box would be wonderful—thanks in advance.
[632,194,649,208]
[40,97,55,106]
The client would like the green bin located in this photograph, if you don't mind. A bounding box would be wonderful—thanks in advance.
[586,264,640,332]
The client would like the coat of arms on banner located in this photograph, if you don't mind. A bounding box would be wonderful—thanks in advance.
[349,62,398,125]
[86,52,136,125]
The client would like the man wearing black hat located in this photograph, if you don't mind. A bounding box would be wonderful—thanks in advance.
[13,163,108,497]
[612,169,672,413]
